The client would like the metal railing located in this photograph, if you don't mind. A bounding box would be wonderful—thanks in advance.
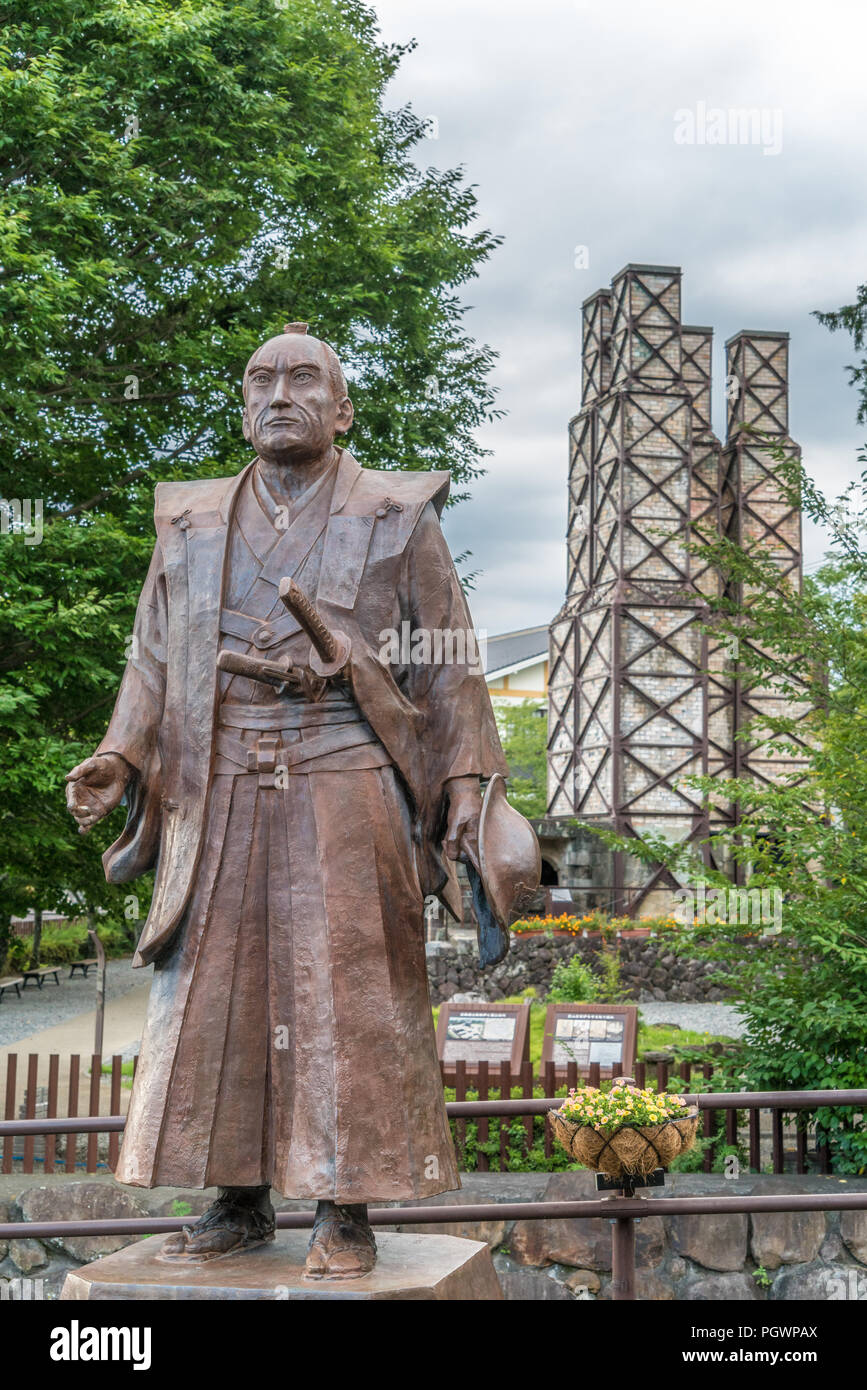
[5,1051,847,1177]
[2,1088,866,1300]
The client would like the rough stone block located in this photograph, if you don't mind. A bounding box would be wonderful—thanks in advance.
[682,1271,759,1300]
[598,1268,675,1300]
[819,1233,844,1263]
[750,1207,825,1270]
[398,1217,506,1249]
[152,1191,216,1220]
[9,1237,48,1273]
[769,1261,857,1301]
[16,1182,150,1262]
[497,1267,574,1300]
[840,1208,867,1265]
[668,1211,748,1271]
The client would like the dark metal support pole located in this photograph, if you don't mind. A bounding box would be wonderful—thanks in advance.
[608,1174,638,1301]
[611,1209,636,1301]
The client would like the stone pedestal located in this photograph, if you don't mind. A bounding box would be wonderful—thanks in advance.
[60,1231,503,1301]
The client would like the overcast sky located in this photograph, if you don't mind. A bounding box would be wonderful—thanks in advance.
[371,0,867,637]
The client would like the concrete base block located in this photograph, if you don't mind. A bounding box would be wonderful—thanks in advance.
[60,1230,503,1301]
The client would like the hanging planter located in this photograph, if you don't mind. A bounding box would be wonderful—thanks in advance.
[548,1078,699,1179]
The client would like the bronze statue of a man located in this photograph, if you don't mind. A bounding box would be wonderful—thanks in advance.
[65,323,519,1280]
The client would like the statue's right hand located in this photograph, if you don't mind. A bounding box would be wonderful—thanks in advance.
[65,753,132,835]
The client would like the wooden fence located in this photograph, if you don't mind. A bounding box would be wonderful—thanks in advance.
[1,1052,135,1176]
[441,1056,832,1176]
[2,1051,832,1176]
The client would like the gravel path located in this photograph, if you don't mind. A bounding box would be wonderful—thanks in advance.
[0,958,146,1048]
[635,1001,746,1039]
[0,961,747,1048]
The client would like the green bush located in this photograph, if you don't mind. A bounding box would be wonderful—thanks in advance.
[546,956,599,1004]
[6,920,136,970]
[595,941,627,1003]
[447,1082,580,1173]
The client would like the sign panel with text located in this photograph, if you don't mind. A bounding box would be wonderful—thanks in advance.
[436,1001,531,1083]
[540,1003,638,1080]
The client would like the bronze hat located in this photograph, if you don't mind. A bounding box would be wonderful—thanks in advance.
[468,773,541,967]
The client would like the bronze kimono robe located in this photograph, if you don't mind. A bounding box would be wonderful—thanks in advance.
[97,449,506,1200]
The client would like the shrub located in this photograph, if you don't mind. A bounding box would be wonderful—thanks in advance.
[595,940,627,1003]
[546,956,599,1004]
[6,919,136,969]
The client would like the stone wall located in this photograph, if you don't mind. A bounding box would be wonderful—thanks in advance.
[426,932,729,1006]
[3,1172,865,1301]
[472,1172,867,1301]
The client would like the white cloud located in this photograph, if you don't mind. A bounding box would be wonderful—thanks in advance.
[372,0,867,635]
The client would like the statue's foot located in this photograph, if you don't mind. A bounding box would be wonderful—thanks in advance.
[304,1202,376,1281]
[159,1185,275,1264]
[160,1229,189,1257]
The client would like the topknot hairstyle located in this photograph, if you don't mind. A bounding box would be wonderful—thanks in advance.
[243,321,348,401]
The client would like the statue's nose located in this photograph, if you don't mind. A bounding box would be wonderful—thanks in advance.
[270,378,291,407]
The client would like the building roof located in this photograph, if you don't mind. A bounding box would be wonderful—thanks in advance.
[484,624,548,678]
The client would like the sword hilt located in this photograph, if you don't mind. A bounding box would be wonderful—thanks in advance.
[217,649,295,691]
[280,578,338,663]
[278,578,351,678]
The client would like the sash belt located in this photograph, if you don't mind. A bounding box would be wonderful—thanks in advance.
[215,723,383,780]
[218,699,359,731]
[220,607,301,650]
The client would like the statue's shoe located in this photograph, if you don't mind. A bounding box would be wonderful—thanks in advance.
[158,1195,276,1264]
[304,1209,377,1280]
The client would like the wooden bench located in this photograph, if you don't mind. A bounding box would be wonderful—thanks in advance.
[20,966,61,989]
[0,976,24,1002]
[69,958,98,978]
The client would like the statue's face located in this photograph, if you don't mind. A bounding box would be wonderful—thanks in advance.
[242,334,353,465]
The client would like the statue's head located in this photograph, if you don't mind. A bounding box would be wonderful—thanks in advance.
[242,323,353,466]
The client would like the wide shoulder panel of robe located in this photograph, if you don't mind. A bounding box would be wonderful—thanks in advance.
[323,459,451,582]
[153,469,251,532]
[339,461,449,521]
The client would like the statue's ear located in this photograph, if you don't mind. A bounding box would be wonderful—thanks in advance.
[334,396,354,438]
[242,407,251,444]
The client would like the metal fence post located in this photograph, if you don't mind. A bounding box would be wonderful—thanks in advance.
[610,1204,636,1300]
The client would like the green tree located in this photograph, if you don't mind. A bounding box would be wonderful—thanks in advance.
[495,699,547,817]
[0,0,501,958]
[815,281,867,425]
[583,473,867,1170]
[674,512,867,1173]
[0,0,501,508]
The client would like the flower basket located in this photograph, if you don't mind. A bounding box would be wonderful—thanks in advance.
[548,1081,699,1179]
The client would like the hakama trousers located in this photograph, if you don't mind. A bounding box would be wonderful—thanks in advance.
[115,766,459,1201]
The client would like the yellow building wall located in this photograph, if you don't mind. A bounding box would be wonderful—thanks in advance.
[486,659,549,701]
